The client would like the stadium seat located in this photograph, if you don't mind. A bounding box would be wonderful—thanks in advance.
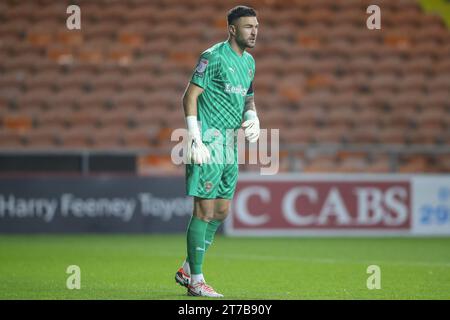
[348,126,379,144]
[313,125,348,145]
[68,109,102,128]
[303,157,337,173]
[59,127,92,149]
[122,127,157,149]
[398,155,430,173]
[1,115,32,135]
[0,129,25,149]
[378,127,407,145]
[91,127,124,149]
[36,107,73,128]
[24,127,58,148]
[336,157,369,173]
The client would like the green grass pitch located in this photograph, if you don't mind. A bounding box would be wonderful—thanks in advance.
[0,235,449,299]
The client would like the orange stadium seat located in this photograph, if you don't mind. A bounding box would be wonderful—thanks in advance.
[398,155,430,173]
[2,112,33,132]
[367,157,392,173]
[83,23,117,41]
[118,25,146,48]
[56,29,84,47]
[77,43,105,64]
[336,157,369,173]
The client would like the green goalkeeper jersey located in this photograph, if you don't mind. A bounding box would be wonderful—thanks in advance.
[190,41,255,143]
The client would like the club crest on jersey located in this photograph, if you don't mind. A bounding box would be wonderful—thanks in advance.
[204,181,213,192]
[248,69,253,78]
[195,58,209,75]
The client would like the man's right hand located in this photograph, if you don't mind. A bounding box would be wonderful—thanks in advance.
[185,115,210,165]
[187,135,211,165]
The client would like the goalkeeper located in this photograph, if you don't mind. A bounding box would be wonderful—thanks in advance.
[174,6,260,298]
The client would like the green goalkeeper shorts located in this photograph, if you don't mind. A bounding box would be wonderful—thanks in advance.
[185,141,239,200]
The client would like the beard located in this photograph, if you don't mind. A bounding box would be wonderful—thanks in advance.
[237,37,256,49]
[246,38,256,48]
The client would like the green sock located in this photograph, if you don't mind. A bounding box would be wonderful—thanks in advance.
[186,216,209,275]
[205,220,222,252]
[186,219,222,273]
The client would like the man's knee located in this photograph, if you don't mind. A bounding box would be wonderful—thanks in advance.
[213,200,230,221]
[193,197,215,221]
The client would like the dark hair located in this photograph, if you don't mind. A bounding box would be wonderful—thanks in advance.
[227,6,257,25]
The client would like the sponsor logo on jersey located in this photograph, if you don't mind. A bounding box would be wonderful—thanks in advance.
[224,83,247,97]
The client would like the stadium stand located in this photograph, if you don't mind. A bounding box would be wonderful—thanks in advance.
[0,0,449,174]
